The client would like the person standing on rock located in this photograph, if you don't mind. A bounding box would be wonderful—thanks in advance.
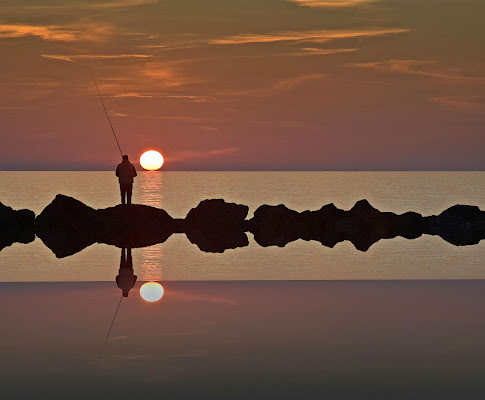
[116,155,137,205]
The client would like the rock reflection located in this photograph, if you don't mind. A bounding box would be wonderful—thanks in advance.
[116,248,137,297]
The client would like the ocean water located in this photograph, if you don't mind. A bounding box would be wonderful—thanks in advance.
[2,172,485,398]
[1,171,485,281]
[2,280,485,399]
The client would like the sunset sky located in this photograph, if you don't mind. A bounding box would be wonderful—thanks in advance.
[0,0,484,170]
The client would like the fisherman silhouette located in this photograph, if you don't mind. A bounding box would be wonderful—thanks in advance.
[116,248,137,297]
[115,155,137,205]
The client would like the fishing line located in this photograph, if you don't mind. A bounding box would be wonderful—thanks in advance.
[91,71,124,157]
[98,294,123,360]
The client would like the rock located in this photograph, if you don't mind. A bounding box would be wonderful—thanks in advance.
[96,204,174,248]
[423,205,485,246]
[183,199,249,252]
[35,195,98,257]
[36,195,175,257]
[0,201,35,251]
[249,204,301,247]
[249,200,423,251]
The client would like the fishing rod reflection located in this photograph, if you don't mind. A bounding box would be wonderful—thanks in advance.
[115,247,165,302]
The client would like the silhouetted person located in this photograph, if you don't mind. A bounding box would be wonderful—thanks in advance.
[116,155,137,205]
[116,248,137,297]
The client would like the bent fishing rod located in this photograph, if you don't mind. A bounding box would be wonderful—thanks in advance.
[91,71,124,157]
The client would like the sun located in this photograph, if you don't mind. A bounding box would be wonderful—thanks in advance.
[140,282,164,302]
[140,150,164,171]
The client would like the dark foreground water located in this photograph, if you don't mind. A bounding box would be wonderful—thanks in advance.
[2,280,485,399]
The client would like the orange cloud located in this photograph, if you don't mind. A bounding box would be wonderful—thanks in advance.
[288,0,377,7]
[293,47,357,56]
[42,54,153,62]
[430,96,485,113]
[0,24,77,41]
[0,22,112,41]
[217,74,327,97]
[349,59,485,84]
[141,62,200,87]
[13,0,158,11]
[209,27,409,45]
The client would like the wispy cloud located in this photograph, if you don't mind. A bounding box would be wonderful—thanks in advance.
[109,111,129,117]
[349,59,485,83]
[0,24,78,41]
[430,96,485,113]
[288,0,378,7]
[13,0,158,11]
[169,147,239,162]
[141,61,200,87]
[217,74,327,97]
[0,22,112,41]
[42,54,153,62]
[209,27,409,45]
[293,47,357,56]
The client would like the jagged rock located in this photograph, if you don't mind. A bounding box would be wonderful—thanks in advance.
[248,204,301,247]
[183,199,249,252]
[423,205,485,246]
[249,200,423,251]
[36,195,174,257]
[0,201,35,251]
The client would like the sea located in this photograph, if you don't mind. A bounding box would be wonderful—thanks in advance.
[1,171,485,399]
[1,171,485,282]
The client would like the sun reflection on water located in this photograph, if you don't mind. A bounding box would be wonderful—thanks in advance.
[140,171,164,208]
[139,171,164,281]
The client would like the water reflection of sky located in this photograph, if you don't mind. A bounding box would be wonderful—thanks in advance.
[2,281,485,399]
[139,172,164,282]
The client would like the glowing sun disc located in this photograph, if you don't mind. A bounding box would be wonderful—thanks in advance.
[140,150,164,171]
[140,282,164,302]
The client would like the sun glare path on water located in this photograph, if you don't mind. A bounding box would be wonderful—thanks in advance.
[140,282,165,302]
[140,150,164,171]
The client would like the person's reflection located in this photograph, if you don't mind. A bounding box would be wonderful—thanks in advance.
[116,248,137,297]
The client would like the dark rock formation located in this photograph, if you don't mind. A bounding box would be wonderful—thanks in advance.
[183,199,249,252]
[0,201,35,251]
[36,195,174,257]
[3,194,485,257]
[249,200,423,251]
[423,205,485,246]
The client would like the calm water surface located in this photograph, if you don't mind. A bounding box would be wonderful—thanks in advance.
[2,281,485,399]
[1,171,485,281]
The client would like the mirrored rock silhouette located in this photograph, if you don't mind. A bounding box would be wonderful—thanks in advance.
[2,195,485,257]
[35,195,175,258]
[116,248,137,297]
[0,201,35,251]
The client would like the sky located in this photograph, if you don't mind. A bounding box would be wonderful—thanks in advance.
[0,0,484,170]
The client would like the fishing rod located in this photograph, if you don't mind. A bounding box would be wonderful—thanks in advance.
[98,293,123,360]
[91,71,124,157]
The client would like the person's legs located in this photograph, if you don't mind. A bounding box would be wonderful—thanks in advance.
[120,184,126,204]
[127,184,133,205]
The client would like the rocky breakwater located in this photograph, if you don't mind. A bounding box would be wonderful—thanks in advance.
[2,195,485,257]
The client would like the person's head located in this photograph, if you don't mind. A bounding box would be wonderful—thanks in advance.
[122,155,129,161]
